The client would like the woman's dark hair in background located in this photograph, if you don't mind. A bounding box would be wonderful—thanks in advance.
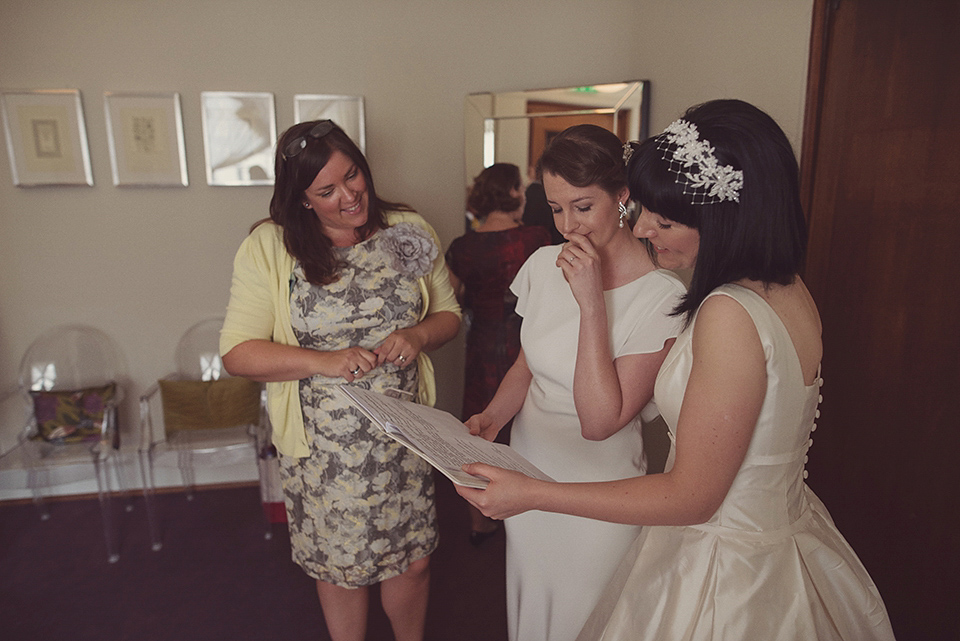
[467,163,523,218]
[536,124,628,197]
[263,120,411,285]
[625,99,807,321]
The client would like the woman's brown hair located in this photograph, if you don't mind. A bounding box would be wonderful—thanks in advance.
[258,120,411,285]
[466,163,523,218]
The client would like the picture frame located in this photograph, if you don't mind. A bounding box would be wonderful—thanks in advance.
[104,92,188,186]
[0,89,93,186]
[200,91,276,186]
[294,94,366,153]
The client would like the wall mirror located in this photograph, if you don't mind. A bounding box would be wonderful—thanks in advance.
[463,80,650,187]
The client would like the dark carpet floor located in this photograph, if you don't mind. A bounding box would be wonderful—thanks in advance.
[0,474,507,640]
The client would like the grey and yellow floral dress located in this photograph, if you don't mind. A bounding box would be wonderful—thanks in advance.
[279,222,439,587]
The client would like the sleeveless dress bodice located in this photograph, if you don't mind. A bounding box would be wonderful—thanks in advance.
[577,284,895,641]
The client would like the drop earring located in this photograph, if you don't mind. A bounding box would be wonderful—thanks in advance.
[618,202,628,228]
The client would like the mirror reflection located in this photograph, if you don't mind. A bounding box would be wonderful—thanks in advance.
[464,81,650,189]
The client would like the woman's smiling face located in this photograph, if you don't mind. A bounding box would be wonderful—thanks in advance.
[303,149,369,247]
[543,171,627,248]
[632,205,701,270]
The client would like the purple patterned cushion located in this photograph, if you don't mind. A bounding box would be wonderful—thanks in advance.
[30,382,117,443]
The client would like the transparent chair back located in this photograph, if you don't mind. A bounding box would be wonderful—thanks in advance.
[174,318,225,382]
[139,317,271,550]
[14,324,128,562]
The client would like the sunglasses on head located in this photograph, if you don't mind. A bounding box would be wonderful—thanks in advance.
[281,120,336,160]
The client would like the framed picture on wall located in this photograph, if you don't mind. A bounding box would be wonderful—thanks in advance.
[0,89,94,186]
[200,91,276,186]
[104,92,188,186]
[294,94,366,153]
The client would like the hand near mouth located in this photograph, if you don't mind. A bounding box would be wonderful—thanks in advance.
[557,234,604,310]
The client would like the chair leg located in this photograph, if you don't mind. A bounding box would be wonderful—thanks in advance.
[93,452,120,563]
[177,450,197,500]
[139,449,162,552]
[30,489,51,521]
[110,450,134,513]
[256,443,275,541]
[24,451,52,521]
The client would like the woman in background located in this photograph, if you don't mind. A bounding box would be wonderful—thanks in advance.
[220,120,461,641]
[458,100,895,641]
[464,125,686,641]
[445,163,551,545]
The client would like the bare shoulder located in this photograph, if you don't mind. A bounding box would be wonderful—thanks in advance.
[729,278,822,383]
[691,294,765,371]
[695,293,760,340]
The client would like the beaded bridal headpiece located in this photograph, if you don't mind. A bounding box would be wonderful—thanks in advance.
[656,119,743,204]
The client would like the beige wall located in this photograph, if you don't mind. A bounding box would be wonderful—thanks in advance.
[0,0,812,456]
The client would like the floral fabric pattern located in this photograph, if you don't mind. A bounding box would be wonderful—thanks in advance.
[30,383,116,443]
[380,222,439,278]
[279,225,438,587]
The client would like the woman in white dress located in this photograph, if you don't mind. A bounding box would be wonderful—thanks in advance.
[457,100,896,641]
[464,124,686,641]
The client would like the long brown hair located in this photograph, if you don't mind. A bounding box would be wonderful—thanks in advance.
[257,120,411,285]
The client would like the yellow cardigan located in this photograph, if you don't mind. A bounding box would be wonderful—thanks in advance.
[219,211,461,458]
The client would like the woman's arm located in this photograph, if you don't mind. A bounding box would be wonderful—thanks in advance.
[558,235,675,440]
[464,349,534,441]
[222,339,377,383]
[574,318,674,441]
[458,294,766,526]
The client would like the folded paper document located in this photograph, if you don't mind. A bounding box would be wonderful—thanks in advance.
[338,385,554,489]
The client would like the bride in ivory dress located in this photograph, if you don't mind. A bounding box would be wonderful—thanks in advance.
[457,99,895,641]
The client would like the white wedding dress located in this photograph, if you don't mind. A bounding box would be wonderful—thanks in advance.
[506,246,686,641]
[577,284,895,641]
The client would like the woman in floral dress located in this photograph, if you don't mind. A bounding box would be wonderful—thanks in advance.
[220,120,461,641]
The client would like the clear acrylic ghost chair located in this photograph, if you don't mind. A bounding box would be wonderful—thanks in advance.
[138,317,272,551]
[1,324,129,563]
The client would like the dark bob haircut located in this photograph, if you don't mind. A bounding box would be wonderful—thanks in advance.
[625,99,807,320]
[265,120,409,285]
[536,124,627,198]
[467,163,523,218]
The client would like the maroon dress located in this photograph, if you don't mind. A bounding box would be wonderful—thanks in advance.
[445,226,551,442]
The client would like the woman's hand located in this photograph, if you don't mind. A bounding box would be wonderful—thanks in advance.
[464,413,502,442]
[374,326,426,368]
[455,463,543,520]
[556,234,604,310]
[374,310,461,367]
[330,346,379,382]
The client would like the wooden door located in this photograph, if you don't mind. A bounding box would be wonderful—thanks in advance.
[800,1,960,639]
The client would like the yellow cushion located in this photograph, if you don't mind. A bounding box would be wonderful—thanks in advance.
[159,377,261,433]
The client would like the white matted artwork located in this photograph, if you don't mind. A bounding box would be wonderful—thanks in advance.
[104,92,188,186]
[294,94,366,153]
[200,91,276,186]
[0,89,93,186]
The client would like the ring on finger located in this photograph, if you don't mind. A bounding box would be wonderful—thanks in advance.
[398,355,407,363]
[350,366,361,375]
